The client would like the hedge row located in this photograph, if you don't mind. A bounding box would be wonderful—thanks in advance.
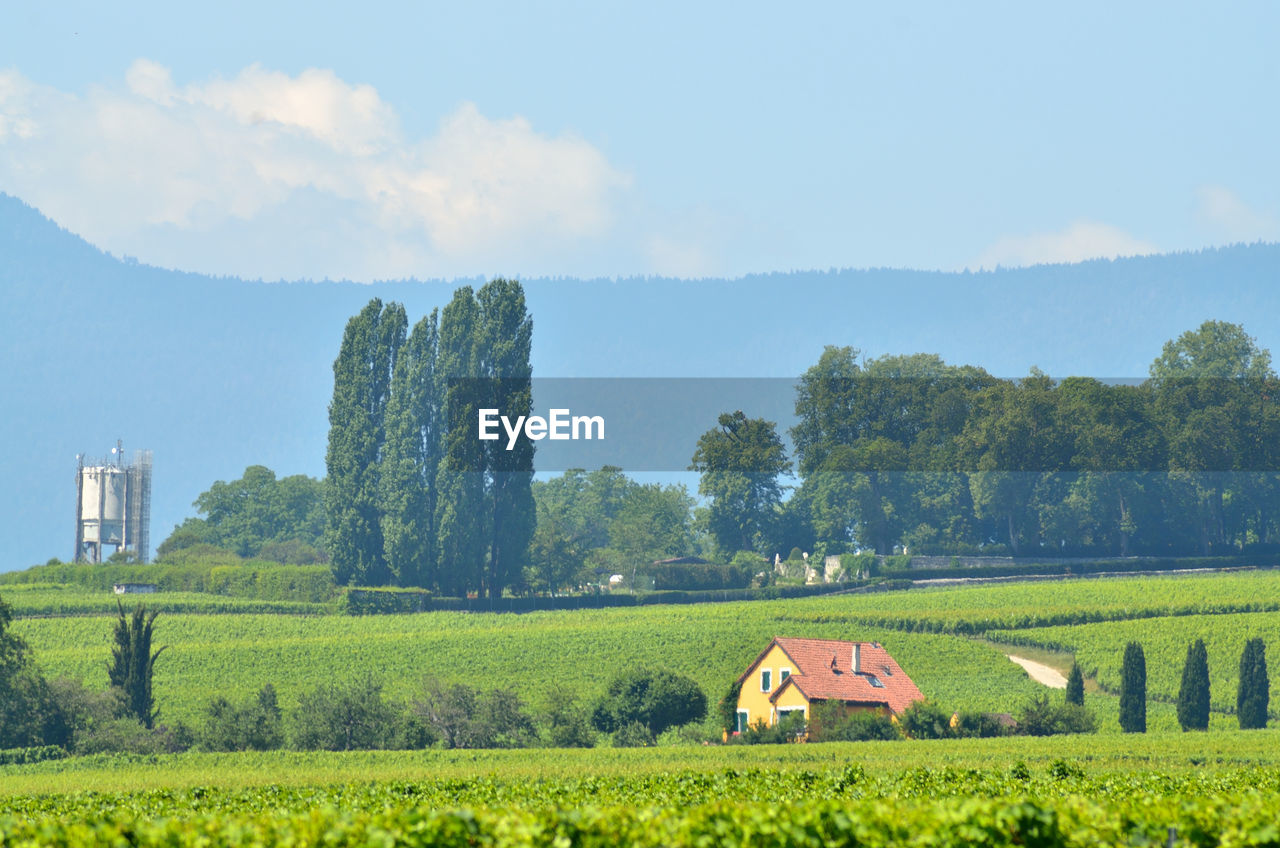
[880,555,1267,584]
[0,745,67,766]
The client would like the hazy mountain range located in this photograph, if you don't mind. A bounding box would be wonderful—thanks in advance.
[3,191,1279,571]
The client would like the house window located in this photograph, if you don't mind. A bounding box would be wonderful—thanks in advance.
[867,674,885,688]
[761,669,772,691]
[736,709,749,733]
[780,669,791,683]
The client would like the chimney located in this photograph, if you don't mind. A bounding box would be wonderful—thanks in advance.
[853,643,861,673]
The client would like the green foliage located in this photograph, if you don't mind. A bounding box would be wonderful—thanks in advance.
[1017,694,1096,736]
[1119,642,1146,733]
[1236,637,1269,729]
[290,676,398,751]
[199,684,284,751]
[951,710,1013,739]
[0,744,66,766]
[610,721,656,748]
[411,677,537,749]
[646,561,751,591]
[325,299,406,587]
[733,712,807,744]
[544,693,596,748]
[718,678,743,736]
[340,587,431,615]
[591,670,707,737]
[107,601,166,729]
[690,410,791,555]
[22,760,1280,846]
[1065,662,1085,706]
[0,592,51,749]
[897,700,952,739]
[1177,639,1210,731]
[160,466,326,561]
[808,703,900,742]
[380,311,440,589]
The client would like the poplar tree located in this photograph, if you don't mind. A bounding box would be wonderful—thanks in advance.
[381,310,440,588]
[1065,661,1084,706]
[325,299,406,586]
[477,278,535,598]
[1237,637,1270,729]
[1177,638,1210,731]
[1119,641,1146,733]
[434,287,489,596]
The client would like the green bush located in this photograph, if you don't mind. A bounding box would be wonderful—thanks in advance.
[809,703,899,742]
[1018,694,1097,736]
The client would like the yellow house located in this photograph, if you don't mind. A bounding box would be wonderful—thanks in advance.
[731,637,924,735]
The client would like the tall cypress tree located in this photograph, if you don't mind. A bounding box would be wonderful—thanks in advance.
[434,287,489,597]
[1237,637,1270,729]
[325,299,406,586]
[108,601,166,729]
[1065,661,1085,706]
[1119,641,1146,733]
[1177,638,1210,731]
[381,310,440,588]
[477,278,535,598]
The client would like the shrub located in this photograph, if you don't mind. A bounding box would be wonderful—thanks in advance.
[1018,694,1096,736]
[544,694,596,748]
[291,676,398,751]
[612,721,656,747]
[718,679,744,736]
[952,711,1014,739]
[809,703,899,742]
[898,701,952,740]
[732,712,807,745]
[411,678,537,749]
[591,670,707,738]
[199,685,284,751]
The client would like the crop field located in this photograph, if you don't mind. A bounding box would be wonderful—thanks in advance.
[7,570,1280,844]
[7,733,1280,846]
[10,569,1280,731]
[13,603,1045,729]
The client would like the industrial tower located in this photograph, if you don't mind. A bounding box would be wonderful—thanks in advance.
[74,441,152,563]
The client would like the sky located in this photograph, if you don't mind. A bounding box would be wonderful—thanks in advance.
[2,2,1278,283]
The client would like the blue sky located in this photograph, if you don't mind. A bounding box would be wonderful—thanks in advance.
[2,2,1277,282]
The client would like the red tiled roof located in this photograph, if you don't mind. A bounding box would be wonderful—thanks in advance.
[760,637,924,716]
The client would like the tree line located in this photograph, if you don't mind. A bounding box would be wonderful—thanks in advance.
[324,280,534,596]
[158,317,1280,594]
[1117,637,1269,733]
[695,320,1280,562]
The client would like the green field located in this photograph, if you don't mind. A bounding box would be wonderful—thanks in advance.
[12,570,1280,731]
[7,570,1280,845]
[13,600,1044,729]
[7,734,1280,845]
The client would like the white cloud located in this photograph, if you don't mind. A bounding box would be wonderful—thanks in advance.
[1196,185,1280,245]
[972,220,1159,271]
[0,62,631,280]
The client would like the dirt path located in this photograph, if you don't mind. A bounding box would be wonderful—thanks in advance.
[1006,654,1067,688]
